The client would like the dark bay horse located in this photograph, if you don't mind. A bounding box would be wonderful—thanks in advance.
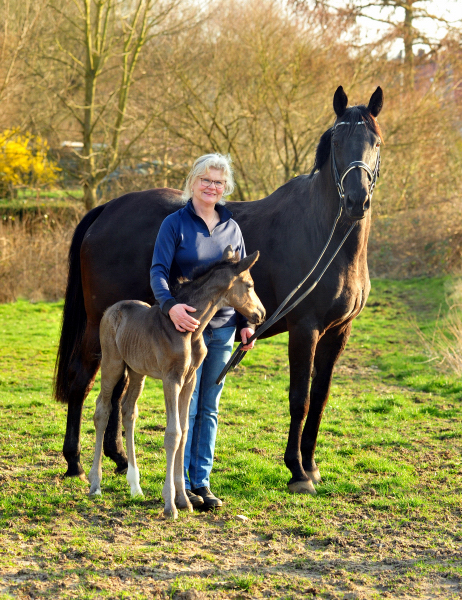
[89,247,264,518]
[55,86,384,494]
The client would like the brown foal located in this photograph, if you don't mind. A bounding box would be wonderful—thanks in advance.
[88,246,265,518]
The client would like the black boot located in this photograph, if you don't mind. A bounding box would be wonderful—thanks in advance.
[185,489,205,509]
[191,486,223,509]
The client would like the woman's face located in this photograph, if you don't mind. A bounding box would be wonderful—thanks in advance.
[191,168,226,208]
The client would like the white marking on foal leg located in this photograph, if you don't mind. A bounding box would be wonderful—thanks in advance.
[126,463,143,497]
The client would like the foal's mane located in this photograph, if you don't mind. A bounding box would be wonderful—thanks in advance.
[309,105,383,177]
[172,259,236,300]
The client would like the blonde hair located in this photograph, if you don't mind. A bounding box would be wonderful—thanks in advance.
[182,153,234,201]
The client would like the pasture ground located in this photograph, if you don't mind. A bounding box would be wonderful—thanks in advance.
[0,278,461,600]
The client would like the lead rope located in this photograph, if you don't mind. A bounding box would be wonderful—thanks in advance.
[216,202,356,384]
[217,123,380,385]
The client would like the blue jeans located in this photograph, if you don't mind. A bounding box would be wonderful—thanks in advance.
[184,326,235,490]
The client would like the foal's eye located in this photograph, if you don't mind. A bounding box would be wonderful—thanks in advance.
[333,141,339,148]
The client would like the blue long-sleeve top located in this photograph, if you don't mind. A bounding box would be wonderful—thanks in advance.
[150,199,249,330]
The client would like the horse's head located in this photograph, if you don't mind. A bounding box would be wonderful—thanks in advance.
[330,86,384,220]
[221,246,266,326]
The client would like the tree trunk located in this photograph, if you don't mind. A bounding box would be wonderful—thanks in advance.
[403,0,415,90]
[83,182,98,211]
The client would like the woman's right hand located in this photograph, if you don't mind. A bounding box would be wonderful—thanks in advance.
[168,304,200,332]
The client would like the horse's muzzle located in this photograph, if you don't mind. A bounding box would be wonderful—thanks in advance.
[345,192,370,220]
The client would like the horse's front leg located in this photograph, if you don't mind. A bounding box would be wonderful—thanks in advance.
[162,378,182,519]
[285,322,319,495]
[301,325,351,484]
[173,374,196,512]
[121,369,146,497]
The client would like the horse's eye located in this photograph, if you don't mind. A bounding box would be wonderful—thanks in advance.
[333,141,339,148]
[376,141,381,148]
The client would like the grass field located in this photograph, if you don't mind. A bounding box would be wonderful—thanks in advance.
[0,278,461,599]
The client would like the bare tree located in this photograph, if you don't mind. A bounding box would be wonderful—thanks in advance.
[0,0,46,126]
[292,0,462,89]
[151,0,375,200]
[34,0,195,209]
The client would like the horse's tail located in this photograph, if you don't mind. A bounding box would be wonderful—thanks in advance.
[54,205,106,403]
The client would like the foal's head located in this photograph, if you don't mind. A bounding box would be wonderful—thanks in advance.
[220,246,265,326]
[312,86,384,220]
[176,246,265,326]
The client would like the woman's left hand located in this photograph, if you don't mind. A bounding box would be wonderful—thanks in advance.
[240,327,256,351]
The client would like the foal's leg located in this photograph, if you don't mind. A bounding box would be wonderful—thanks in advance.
[301,325,351,484]
[162,378,182,519]
[285,322,319,495]
[103,373,129,474]
[173,374,196,512]
[88,357,126,496]
[121,369,146,497]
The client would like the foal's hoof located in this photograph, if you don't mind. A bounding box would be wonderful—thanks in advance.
[287,480,317,495]
[163,508,179,520]
[89,488,102,497]
[114,465,128,475]
[306,468,322,485]
[175,496,194,512]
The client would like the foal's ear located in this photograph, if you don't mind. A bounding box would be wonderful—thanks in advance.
[235,251,259,274]
[333,86,348,118]
[367,86,383,117]
[222,245,235,261]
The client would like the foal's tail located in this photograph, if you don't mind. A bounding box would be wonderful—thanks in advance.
[53,205,106,403]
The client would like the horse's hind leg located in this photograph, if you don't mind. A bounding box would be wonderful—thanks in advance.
[121,368,146,497]
[88,357,126,496]
[63,323,100,479]
[103,374,129,474]
[301,325,351,484]
[173,375,196,512]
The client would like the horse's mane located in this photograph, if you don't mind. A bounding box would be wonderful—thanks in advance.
[309,105,383,177]
[172,258,235,299]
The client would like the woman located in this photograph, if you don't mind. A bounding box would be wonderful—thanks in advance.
[150,153,256,510]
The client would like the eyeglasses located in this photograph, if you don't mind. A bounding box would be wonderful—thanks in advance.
[200,178,225,190]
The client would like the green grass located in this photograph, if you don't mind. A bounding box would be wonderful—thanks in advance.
[0,189,84,223]
[0,278,461,599]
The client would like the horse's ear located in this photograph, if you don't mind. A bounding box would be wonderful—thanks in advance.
[222,245,234,261]
[367,86,383,117]
[235,251,259,274]
[233,250,240,262]
[333,86,348,117]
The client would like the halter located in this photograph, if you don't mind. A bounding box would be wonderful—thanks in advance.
[331,121,381,202]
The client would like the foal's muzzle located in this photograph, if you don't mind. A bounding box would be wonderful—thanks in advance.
[252,306,266,327]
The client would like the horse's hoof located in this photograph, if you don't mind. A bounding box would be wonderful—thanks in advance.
[163,508,178,520]
[63,464,86,479]
[287,480,317,495]
[130,488,144,498]
[89,488,102,497]
[306,468,322,485]
[114,465,128,475]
